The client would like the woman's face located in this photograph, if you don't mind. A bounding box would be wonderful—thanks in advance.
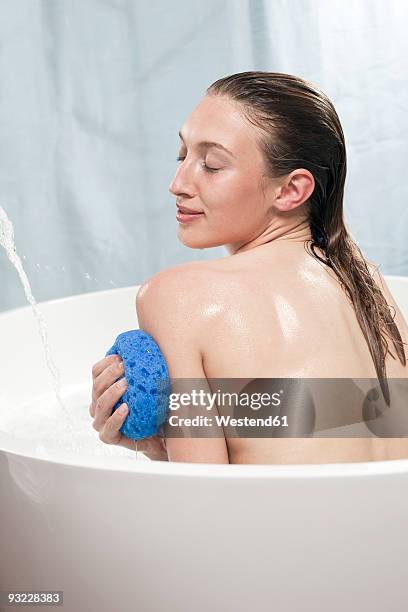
[168,94,313,254]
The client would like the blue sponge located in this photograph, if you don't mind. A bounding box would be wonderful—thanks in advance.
[105,330,171,441]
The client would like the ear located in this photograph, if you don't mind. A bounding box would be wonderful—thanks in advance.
[274,169,315,212]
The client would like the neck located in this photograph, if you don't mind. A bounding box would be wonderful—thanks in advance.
[226,217,312,256]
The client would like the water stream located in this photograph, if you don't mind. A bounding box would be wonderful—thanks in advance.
[0,205,75,436]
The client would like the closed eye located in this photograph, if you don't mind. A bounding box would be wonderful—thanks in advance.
[176,156,220,173]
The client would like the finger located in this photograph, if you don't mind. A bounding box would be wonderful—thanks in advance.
[102,405,145,451]
[92,377,128,430]
[99,403,129,445]
[91,357,125,406]
[91,354,120,379]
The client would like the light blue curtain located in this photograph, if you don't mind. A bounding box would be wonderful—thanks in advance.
[0,0,407,312]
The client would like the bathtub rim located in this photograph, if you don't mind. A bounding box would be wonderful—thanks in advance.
[2,430,408,479]
[0,283,142,319]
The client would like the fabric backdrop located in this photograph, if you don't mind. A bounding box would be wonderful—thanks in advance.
[0,0,407,312]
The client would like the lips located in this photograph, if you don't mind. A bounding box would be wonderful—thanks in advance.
[177,205,203,214]
[176,207,204,224]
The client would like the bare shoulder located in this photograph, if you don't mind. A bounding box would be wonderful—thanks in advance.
[135,260,232,351]
[136,259,227,310]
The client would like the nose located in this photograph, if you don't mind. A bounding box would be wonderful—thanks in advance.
[168,175,179,196]
[168,158,195,197]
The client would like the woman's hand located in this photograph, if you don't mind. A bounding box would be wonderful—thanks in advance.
[89,354,168,460]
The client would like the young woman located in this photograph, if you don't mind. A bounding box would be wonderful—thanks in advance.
[89,71,408,464]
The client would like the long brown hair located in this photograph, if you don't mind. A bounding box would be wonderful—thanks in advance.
[207,71,406,405]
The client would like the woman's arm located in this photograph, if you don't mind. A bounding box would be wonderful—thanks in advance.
[136,265,230,464]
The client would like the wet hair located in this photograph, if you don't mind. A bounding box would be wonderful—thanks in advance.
[207,71,406,405]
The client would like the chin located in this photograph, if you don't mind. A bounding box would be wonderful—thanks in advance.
[177,230,229,250]
[178,235,212,249]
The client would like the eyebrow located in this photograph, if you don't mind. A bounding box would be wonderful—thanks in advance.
[178,130,236,158]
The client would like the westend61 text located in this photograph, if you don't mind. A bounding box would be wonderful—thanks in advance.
[168,415,288,427]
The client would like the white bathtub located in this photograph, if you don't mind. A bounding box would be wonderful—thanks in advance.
[1,276,408,612]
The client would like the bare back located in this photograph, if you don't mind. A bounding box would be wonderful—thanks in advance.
[195,241,408,464]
